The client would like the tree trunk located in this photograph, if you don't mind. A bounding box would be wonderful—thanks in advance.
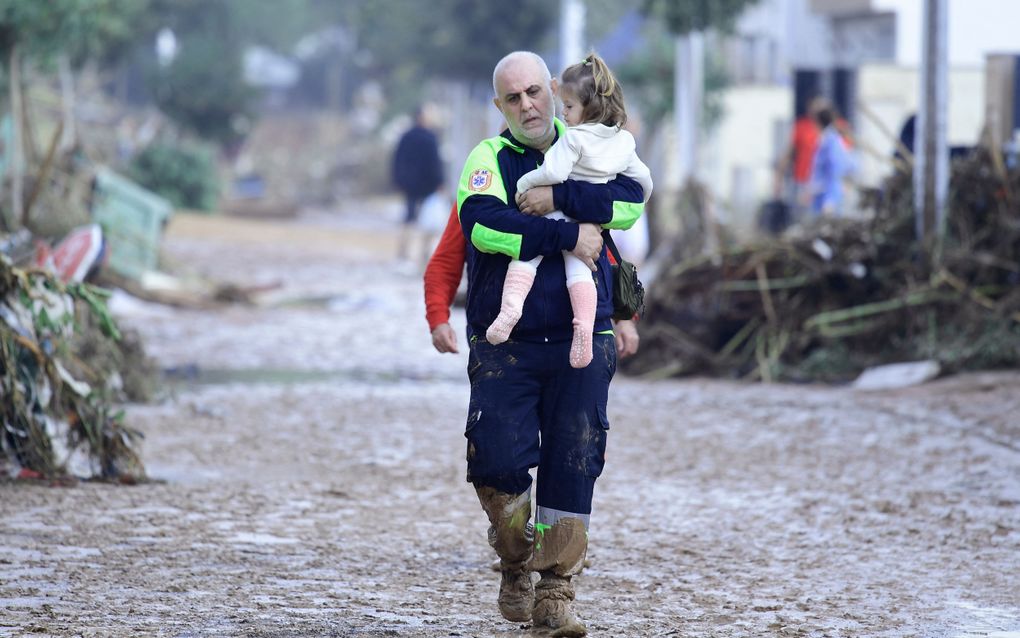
[58,53,77,153]
[9,45,24,230]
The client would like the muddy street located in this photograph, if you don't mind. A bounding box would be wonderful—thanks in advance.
[2,204,1019,637]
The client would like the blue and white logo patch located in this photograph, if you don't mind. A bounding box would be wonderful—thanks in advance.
[468,169,493,192]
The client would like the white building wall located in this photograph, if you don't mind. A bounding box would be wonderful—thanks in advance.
[872,0,1020,67]
[699,0,1015,220]
[854,63,985,186]
[732,0,835,77]
[703,85,792,230]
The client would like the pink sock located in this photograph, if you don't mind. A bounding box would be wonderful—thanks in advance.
[567,281,597,368]
[486,266,536,344]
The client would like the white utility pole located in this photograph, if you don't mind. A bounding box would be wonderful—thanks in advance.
[914,0,948,250]
[560,0,586,73]
[674,31,704,183]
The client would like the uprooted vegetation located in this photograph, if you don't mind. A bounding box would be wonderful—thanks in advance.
[625,148,1020,382]
[1,257,148,480]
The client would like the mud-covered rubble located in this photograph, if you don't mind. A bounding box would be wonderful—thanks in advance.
[2,204,1018,637]
[627,149,1020,382]
[0,256,146,480]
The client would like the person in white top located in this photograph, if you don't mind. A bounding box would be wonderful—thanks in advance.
[486,52,653,369]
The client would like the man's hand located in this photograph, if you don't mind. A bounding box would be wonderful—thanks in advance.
[572,223,603,271]
[431,323,459,354]
[614,319,640,358]
[515,186,555,216]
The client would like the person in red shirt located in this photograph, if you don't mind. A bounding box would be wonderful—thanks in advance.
[424,204,468,353]
[424,204,639,357]
[775,96,827,214]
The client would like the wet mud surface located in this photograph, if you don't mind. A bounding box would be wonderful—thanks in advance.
[2,207,1018,637]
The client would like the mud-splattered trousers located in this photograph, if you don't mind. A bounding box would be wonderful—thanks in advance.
[456,120,643,576]
[466,333,616,573]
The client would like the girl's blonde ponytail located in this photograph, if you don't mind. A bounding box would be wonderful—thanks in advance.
[563,52,627,127]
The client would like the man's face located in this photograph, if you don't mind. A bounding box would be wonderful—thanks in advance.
[493,58,557,149]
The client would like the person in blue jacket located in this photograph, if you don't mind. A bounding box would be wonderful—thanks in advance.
[457,50,646,636]
[392,105,443,259]
[810,105,855,216]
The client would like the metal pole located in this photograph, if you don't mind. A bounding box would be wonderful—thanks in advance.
[914,0,948,252]
[933,0,948,239]
[689,31,704,180]
[559,0,586,72]
[675,34,691,183]
[675,32,703,184]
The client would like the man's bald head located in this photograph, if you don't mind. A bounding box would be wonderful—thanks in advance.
[492,51,551,97]
[491,51,558,151]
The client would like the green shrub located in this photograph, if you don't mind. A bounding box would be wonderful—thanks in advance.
[128,141,220,212]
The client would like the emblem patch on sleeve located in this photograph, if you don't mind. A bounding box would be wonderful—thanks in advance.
[468,169,493,192]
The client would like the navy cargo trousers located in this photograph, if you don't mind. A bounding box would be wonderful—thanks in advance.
[464,333,616,526]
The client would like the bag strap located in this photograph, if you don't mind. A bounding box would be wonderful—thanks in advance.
[601,229,623,265]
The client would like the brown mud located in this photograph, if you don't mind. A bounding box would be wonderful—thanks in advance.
[2,203,1018,637]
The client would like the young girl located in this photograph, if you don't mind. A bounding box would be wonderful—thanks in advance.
[486,53,653,368]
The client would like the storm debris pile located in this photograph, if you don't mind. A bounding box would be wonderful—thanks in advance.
[625,148,1020,382]
[1,256,145,480]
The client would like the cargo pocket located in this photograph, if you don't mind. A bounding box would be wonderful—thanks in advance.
[584,404,610,478]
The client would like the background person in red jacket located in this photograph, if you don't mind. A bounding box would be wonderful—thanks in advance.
[774,95,827,217]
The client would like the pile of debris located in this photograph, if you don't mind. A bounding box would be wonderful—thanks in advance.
[625,148,1020,382]
[0,254,147,481]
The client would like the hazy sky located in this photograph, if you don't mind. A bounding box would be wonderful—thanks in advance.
[874,0,1020,67]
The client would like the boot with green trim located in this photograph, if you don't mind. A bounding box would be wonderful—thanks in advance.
[529,516,589,636]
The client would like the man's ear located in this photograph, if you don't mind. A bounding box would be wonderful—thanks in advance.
[492,97,502,112]
[550,78,559,97]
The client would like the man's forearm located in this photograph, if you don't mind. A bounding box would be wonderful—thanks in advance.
[553,176,645,230]
[460,194,579,261]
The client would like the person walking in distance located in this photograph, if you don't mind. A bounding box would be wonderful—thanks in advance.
[810,104,855,216]
[455,51,648,635]
[486,53,652,369]
[391,105,443,261]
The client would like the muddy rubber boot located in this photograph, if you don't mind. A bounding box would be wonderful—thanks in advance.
[532,572,587,637]
[529,516,588,635]
[529,516,588,577]
[490,557,592,572]
[476,487,535,622]
[497,558,534,622]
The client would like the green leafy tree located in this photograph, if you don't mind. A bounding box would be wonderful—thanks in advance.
[0,0,149,230]
[307,0,555,117]
[136,1,255,145]
[128,140,220,211]
[616,26,674,131]
[0,0,145,70]
[636,0,758,134]
[633,0,760,250]
[148,32,255,145]
[641,0,759,36]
